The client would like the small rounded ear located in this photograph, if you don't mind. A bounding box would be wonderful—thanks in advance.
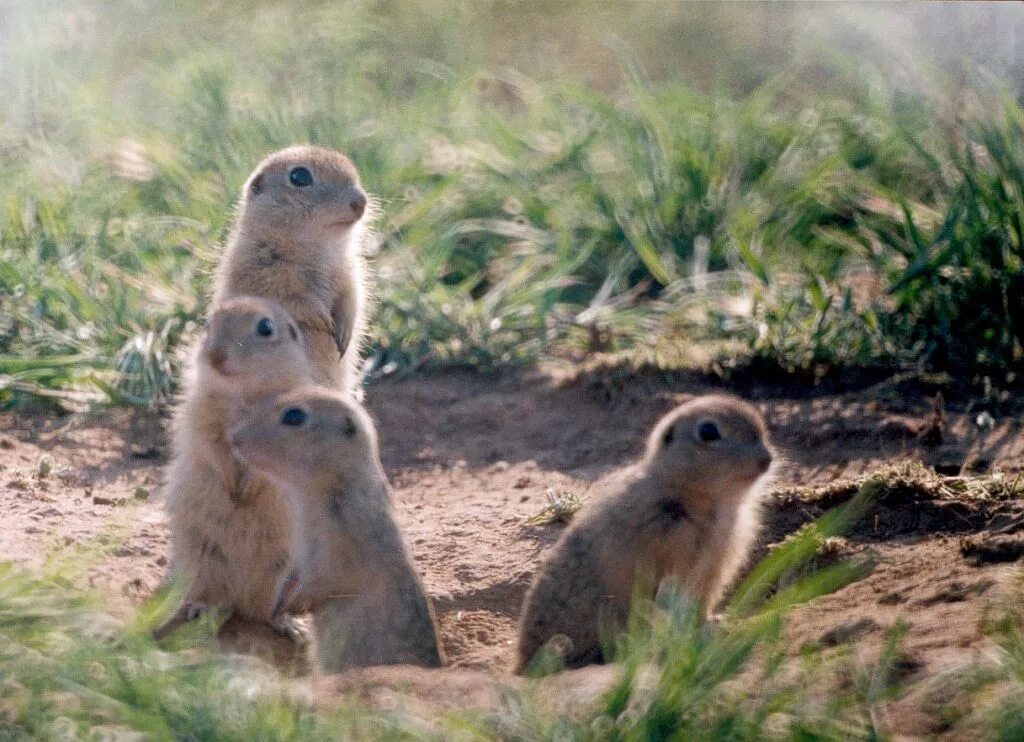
[249,172,264,195]
[662,425,675,446]
[287,322,299,341]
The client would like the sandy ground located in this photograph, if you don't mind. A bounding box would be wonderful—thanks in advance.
[2,366,1023,735]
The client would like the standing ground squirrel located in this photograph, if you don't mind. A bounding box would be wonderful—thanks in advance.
[156,296,314,639]
[229,386,445,671]
[212,145,370,395]
[515,395,774,673]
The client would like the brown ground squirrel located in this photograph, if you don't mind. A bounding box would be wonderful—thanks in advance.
[229,386,445,671]
[156,296,314,639]
[212,145,370,396]
[515,395,774,673]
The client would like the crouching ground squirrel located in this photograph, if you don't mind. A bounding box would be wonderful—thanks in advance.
[229,387,445,671]
[515,395,774,673]
[156,296,314,639]
[212,145,371,395]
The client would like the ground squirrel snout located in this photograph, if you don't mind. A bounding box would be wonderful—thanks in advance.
[230,386,445,671]
[229,386,376,493]
[644,394,774,499]
[243,146,368,237]
[515,394,774,674]
[198,295,310,387]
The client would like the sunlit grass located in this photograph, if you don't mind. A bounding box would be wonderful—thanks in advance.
[522,488,585,526]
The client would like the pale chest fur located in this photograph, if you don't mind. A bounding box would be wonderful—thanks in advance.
[655,496,761,615]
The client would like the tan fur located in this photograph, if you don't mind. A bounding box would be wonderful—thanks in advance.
[158,296,315,637]
[212,145,370,395]
[229,387,444,671]
[515,395,774,674]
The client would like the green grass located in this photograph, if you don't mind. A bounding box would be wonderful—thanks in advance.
[1,2,1022,408]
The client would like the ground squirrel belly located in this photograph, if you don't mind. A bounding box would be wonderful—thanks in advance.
[515,395,774,673]
[212,145,370,395]
[230,386,445,671]
[158,296,315,638]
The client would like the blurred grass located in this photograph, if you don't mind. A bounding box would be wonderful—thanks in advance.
[0,1,1022,408]
[0,564,431,739]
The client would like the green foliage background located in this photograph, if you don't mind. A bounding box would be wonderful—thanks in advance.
[2,1,1022,406]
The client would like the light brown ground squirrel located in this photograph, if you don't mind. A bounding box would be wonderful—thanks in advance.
[212,145,370,395]
[229,386,445,670]
[156,296,314,639]
[515,395,774,673]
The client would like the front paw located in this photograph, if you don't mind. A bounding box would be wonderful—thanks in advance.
[271,615,311,647]
[153,600,211,640]
[271,568,308,620]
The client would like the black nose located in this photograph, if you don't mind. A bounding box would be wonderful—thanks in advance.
[757,452,773,473]
[349,190,367,218]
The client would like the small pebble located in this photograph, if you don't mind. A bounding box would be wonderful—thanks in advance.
[37,455,54,479]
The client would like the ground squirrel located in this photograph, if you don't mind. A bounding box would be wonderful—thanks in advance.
[156,296,314,639]
[515,395,774,673]
[229,386,445,671]
[212,145,370,395]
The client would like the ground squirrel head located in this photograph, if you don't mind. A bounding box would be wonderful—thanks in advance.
[199,295,312,393]
[229,386,379,494]
[239,145,368,243]
[644,395,773,497]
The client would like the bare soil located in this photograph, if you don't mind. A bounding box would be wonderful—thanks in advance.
[2,366,1023,735]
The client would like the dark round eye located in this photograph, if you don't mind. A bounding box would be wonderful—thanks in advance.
[281,407,307,426]
[697,421,721,442]
[289,167,313,187]
[256,317,274,337]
